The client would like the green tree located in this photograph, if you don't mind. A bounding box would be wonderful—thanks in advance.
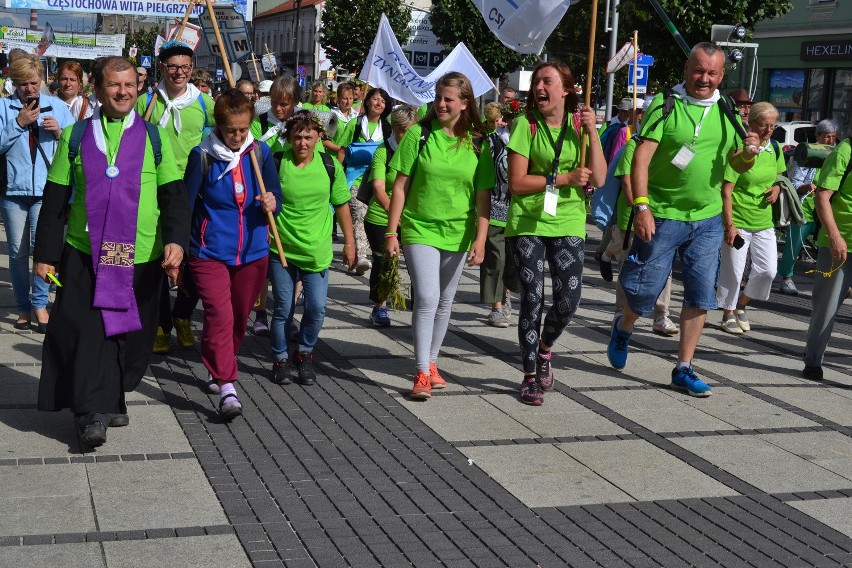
[431,0,535,78]
[321,0,411,73]
[123,26,163,66]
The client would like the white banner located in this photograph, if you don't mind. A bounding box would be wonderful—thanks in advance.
[606,42,635,74]
[5,0,205,18]
[0,38,121,59]
[359,14,494,107]
[473,0,571,55]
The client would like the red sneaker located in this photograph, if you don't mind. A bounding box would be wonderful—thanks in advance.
[429,362,446,389]
[410,371,432,399]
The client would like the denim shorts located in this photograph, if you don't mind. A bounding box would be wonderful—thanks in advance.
[619,215,722,317]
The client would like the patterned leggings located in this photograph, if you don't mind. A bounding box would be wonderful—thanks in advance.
[510,235,584,373]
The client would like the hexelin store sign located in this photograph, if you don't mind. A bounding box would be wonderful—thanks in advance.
[801,40,852,61]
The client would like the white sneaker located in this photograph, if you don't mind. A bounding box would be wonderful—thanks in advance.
[652,316,679,336]
[779,278,798,296]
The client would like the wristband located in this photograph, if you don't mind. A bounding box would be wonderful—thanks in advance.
[384,233,398,239]
[740,152,755,163]
[632,196,650,206]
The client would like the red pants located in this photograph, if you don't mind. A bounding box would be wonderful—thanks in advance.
[190,256,268,382]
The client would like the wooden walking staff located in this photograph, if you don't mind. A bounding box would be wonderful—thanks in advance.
[579,0,600,166]
[631,30,639,131]
[144,0,198,121]
[202,0,288,267]
[264,43,278,76]
[249,53,261,81]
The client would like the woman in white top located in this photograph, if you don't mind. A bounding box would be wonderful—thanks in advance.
[56,61,93,121]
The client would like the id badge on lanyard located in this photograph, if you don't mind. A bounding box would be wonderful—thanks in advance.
[671,104,710,171]
[539,116,569,217]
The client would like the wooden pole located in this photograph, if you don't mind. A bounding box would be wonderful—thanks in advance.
[579,0,600,166]
[631,30,638,131]
[203,0,288,267]
[250,53,261,82]
[264,43,277,76]
[144,2,197,120]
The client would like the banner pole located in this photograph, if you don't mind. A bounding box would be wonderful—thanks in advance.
[203,0,288,267]
[579,0,600,166]
[264,43,277,76]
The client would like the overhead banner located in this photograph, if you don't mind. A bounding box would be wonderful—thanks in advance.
[359,14,494,107]
[473,0,571,54]
[0,39,121,59]
[0,25,125,59]
[5,0,205,18]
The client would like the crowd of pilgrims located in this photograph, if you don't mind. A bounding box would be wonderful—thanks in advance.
[0,41,848,448]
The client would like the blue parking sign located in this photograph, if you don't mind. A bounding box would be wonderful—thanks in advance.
[140,55,152,69]
[216,69,224,80]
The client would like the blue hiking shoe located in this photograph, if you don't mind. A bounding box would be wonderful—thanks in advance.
[607,314,632,370]
[370,305,391,327]
[671,365,713,397]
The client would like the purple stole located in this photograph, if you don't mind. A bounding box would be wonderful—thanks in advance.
[81,112,146,337]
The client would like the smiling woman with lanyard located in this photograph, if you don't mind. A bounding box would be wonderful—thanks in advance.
[506,61,606,406]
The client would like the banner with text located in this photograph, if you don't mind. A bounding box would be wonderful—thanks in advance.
[359,14,494,107]
[5,0,205,18]
[473,0,571,54]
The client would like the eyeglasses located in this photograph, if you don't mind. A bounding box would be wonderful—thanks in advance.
[753,123,777,130]
[164,64,192,74]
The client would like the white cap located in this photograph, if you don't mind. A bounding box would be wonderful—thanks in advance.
[617,98,635,111]
[258,80,273,93]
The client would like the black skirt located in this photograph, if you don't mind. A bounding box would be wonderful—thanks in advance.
[38,245,164,415]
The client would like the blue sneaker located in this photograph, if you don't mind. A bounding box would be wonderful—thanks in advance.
[607,314,632,370]
[370,305,391,327]
[671,365,713,397]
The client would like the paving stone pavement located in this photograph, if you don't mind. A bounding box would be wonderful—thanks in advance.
[2,225,852,567]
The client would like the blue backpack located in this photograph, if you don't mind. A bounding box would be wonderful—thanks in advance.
[590,145,628,230]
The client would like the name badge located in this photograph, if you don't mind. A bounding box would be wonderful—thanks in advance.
[671,143,696,171]
[235,182,245,194]
[544,184,559,217]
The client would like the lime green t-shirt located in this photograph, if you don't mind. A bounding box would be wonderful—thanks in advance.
[639,93,740,221]
[613,139,637,230]
[250,115,289,155]
[301,102,331,112]
[365,145,396,226]
[505,111,593,238]
[816,140,852,248]
[723,141,786,231]
[802,191,816,223]
[136,91,215,174]
[47,118,181,263]
[336,117,379,146]
[389,121,496,252]
[272,149,350,272]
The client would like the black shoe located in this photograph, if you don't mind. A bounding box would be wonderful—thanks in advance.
[294,351,316,385]
[802,366,823,381]
[596,251,613,282]
[271,359,292,385]
[79,421,107,447]
[108,414,130,427]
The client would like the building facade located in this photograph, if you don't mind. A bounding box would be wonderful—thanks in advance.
[754,0,852,136]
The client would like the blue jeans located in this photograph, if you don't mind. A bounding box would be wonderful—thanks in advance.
[1,196,49,312]
[620,215,722,317]
[269,258,329,362]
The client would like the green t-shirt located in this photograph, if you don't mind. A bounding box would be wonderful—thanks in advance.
[723,141,786,231]
[336,118,379,146]
[389,121,496,252]
[816,140,852,248]
[802,191,816,223]
[505,111,593,238]
[614,139,637,230]
[272,149,350,271]
[250,115,289,155]
[48,118,181,263]
[639,93,740,221]
[301,102,331,112]
[365,145,396,226]
[136,91,215,174]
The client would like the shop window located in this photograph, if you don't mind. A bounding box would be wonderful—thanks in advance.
[831,69,852,137]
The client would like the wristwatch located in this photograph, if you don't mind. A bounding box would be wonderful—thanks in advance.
[633,203,650,214]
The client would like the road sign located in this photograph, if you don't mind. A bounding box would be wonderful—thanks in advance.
[298,77,306,88]
[140,55,152,68]
[627,54,654,95]
[200,5,252,63]
[128,46,137,57]
[296,64,307,77]
[216,68,223,80]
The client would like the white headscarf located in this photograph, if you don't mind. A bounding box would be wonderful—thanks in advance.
[155,82,202,133]
[198,129,255,180]
[672,83,720,107]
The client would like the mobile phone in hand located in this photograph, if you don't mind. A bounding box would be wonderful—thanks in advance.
[733,234,745,249]
[26,96,40,109]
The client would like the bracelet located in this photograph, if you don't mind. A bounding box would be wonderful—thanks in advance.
[740,152,755,163]
[384,233,398,239]
[633,196,650,206]
[343,244,354,248]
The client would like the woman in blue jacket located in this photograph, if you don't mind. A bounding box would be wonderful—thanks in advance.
[184,90,281,420]
[0,55,73,331]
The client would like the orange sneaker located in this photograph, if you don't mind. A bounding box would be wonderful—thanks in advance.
[429,362,446,389]
[410,371,432,399]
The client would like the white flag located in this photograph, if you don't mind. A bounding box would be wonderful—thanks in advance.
[606,42,636,74]
[359,14,495,107]
[473,0,571,55]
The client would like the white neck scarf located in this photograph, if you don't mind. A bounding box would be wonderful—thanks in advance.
[198,129,255,180]
[672,83,720,107]
[259,113,287,146]
[91,107,135,158]
[359,115,384,142]
[156,82,201,134]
